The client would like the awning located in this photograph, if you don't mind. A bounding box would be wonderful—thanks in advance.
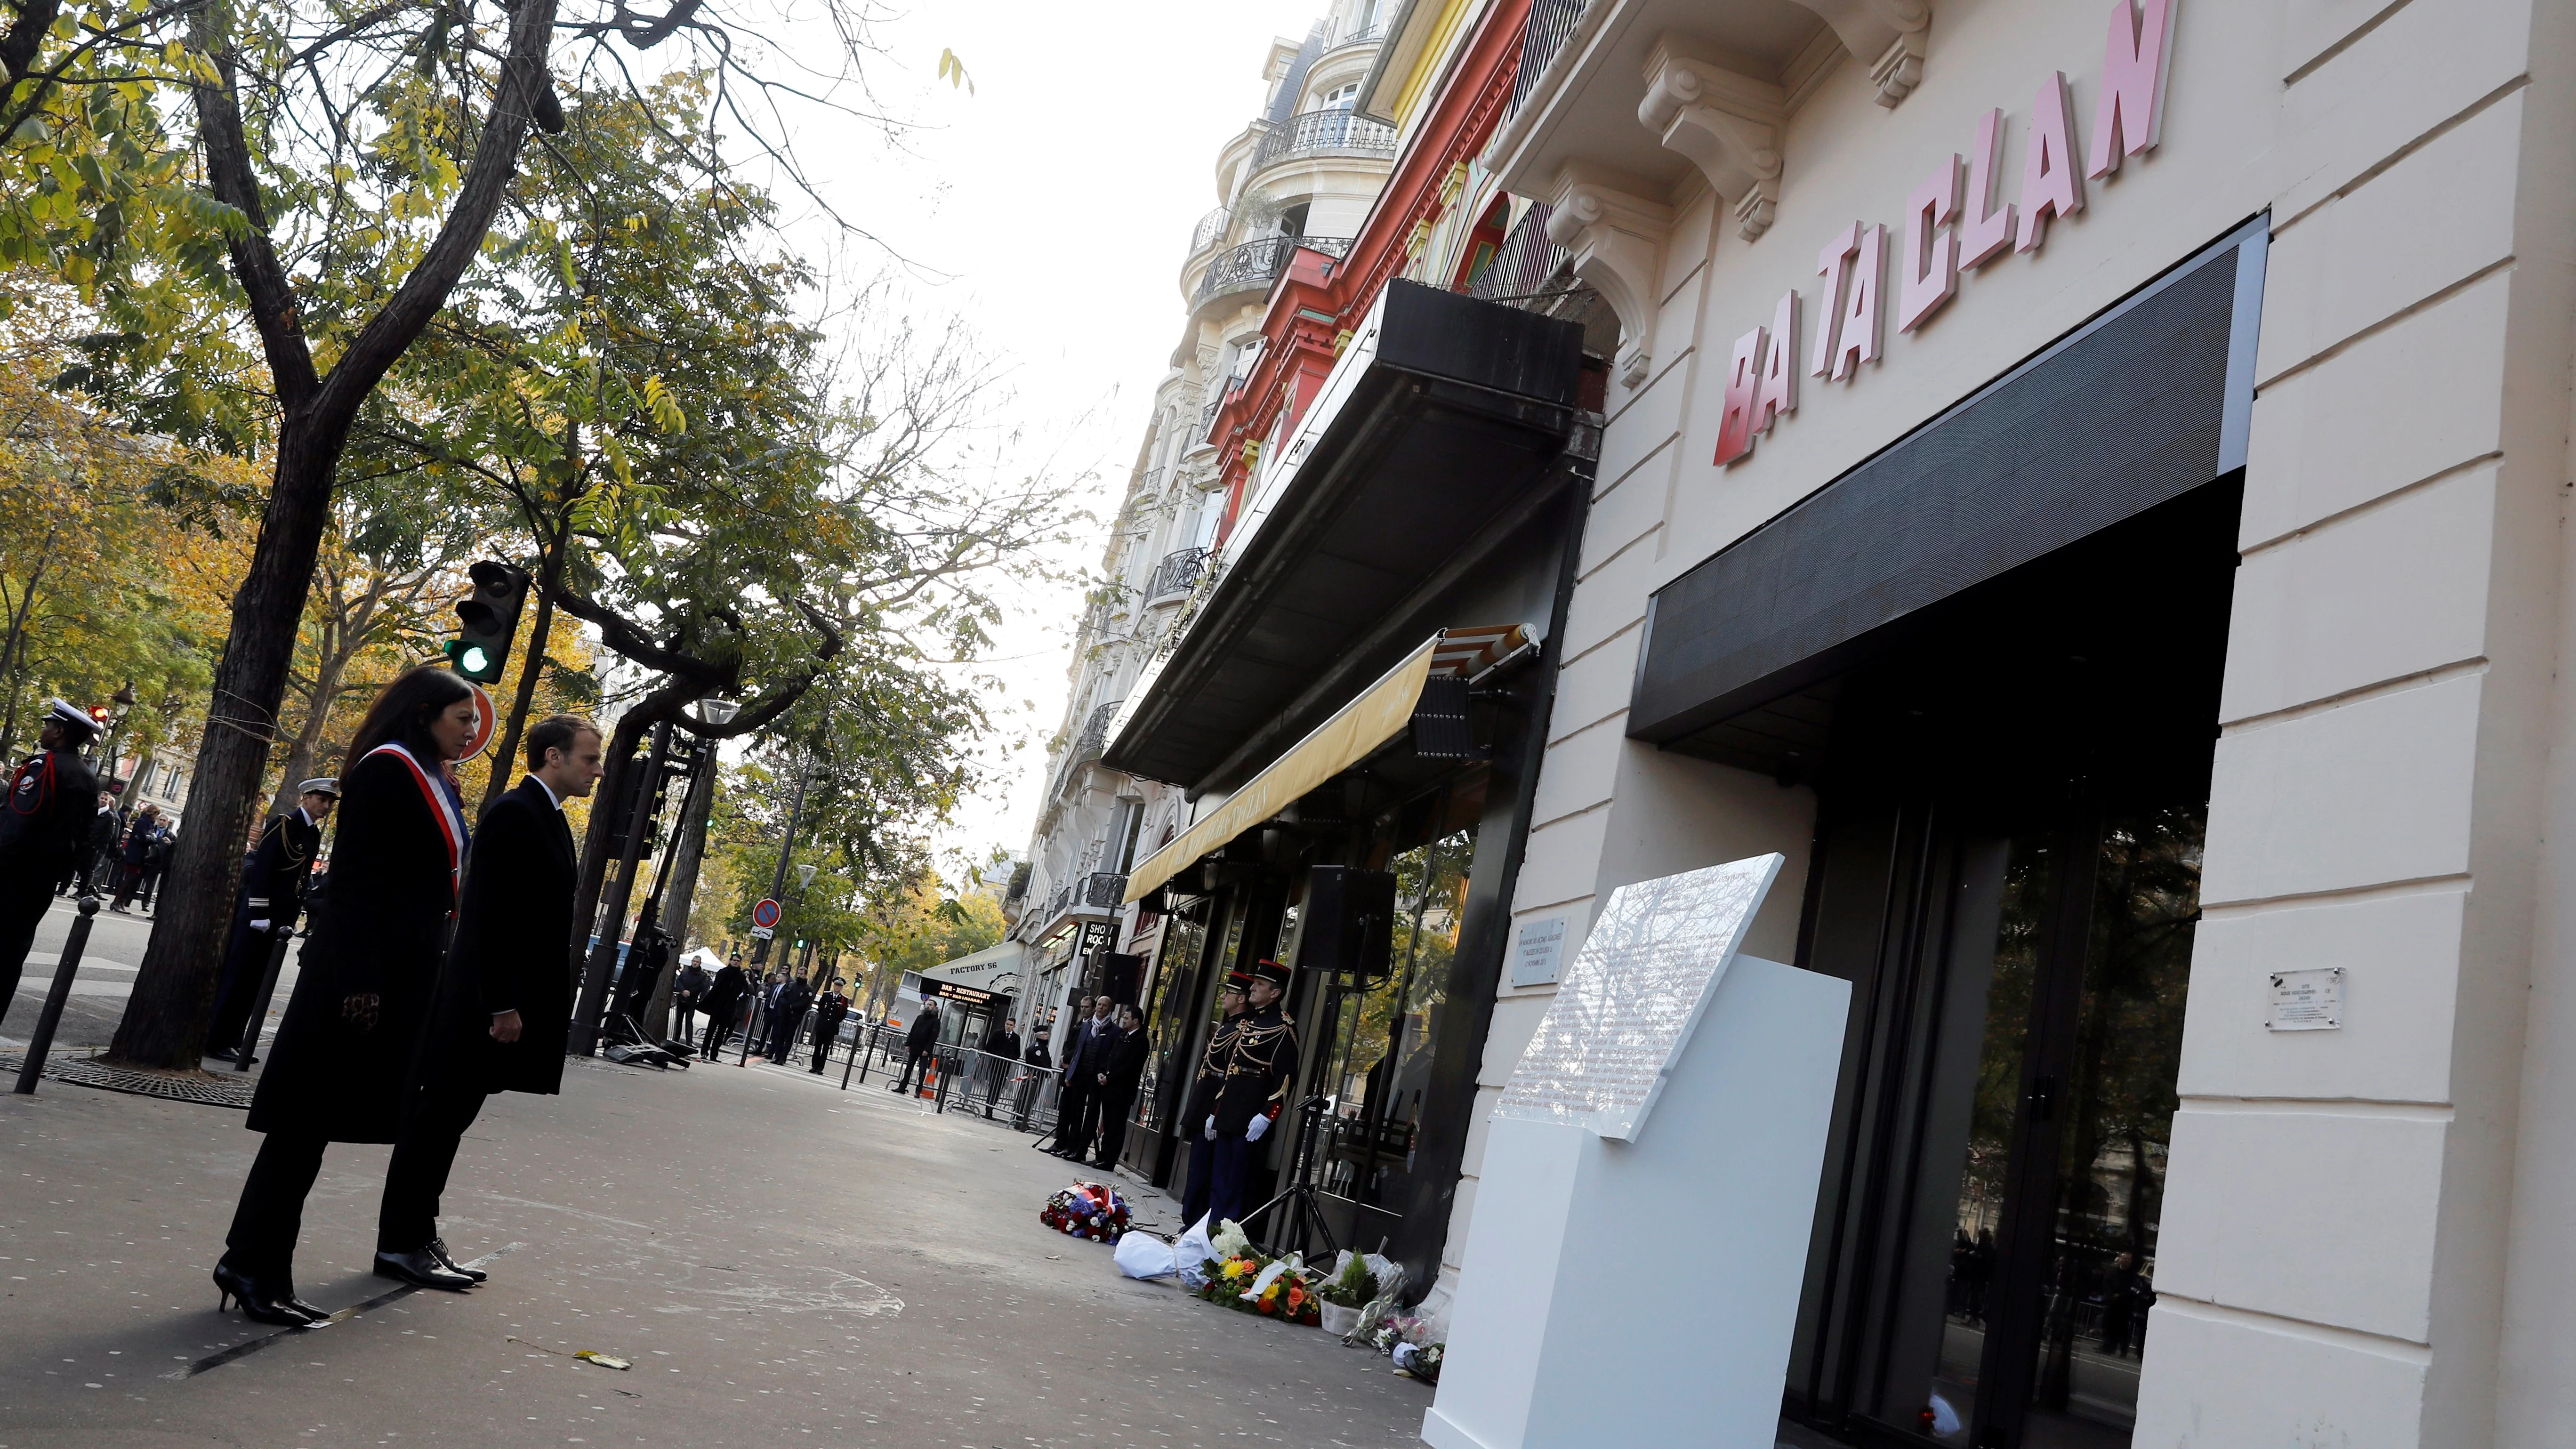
[1124,634,1442,903]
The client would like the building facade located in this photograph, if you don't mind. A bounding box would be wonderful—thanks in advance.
[1003,5,1398,1065]
[1070,0,2576,1445]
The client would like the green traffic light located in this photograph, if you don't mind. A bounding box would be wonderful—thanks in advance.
[459,644,490,675]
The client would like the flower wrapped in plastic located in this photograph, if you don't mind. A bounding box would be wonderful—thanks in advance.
[1037,1181,1132,1242]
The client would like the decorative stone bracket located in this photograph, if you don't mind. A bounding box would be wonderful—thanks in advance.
[1640,40,1789,242]
[1791,0,1932,107]
[1545,163,1673,388]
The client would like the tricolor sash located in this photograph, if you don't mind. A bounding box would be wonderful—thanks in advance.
[363,742,464,894]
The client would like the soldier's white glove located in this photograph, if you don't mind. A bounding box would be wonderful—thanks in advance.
[249,919,270,932]
[1245,1114,1271,1143]
[1203,1116,1216,1141]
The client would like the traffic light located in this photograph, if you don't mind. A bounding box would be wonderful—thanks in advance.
[446,560,530,684]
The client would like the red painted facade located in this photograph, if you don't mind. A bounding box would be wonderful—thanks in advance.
[1212,0,1533,544]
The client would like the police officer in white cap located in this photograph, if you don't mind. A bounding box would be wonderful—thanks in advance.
[0,700,100,1029]
[206,777,339,1064]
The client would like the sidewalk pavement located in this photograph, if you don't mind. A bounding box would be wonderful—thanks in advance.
[0,894,303,1058]
[0,1044,1432,1448]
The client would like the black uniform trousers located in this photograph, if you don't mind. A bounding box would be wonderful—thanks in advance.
[1093,1090,1138,1167]
[0,870,58,1030]
[700,1013,730,1060]
[204,918,277,1055]
[1049,1073,1094,1150]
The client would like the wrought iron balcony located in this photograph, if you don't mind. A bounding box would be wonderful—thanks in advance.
[1508,0,1588,125]
[1076,871,1127,910]
[1252,107,1398,172]
[1188,206,1232,257]
[1145,546,1208,604]
[1323,20,1384,49]
[1046,700,1122,803]
[1192,233,1357,308]
[1467,201,1571,306]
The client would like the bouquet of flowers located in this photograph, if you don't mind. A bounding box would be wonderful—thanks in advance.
[1038,1181,1131,1242]
[1196,1248,1324,1326]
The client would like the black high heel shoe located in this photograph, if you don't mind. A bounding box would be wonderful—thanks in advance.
[213,1260,323,1328]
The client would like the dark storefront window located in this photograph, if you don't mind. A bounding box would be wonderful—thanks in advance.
[1314,828,1473,1212]
[1132,909,1209,1139]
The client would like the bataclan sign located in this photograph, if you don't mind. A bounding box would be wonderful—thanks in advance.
[1709,0,2177,468]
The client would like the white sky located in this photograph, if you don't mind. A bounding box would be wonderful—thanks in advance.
[739,0,1331,881]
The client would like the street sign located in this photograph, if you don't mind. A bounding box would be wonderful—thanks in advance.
[751,897,781,930]
[459,682,497,761]
[749,926,775,940]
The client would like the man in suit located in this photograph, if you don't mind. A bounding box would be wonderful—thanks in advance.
[0,700,99,1026]
[107,799,162,912]
[207,778,339,1064]
[1091,1004,1150,1168]
[1047,995,1119,1158]
[765,971,813,1063]
[699,955,749,1059]
[672,956,709,1042]
[377,714,602,1285]
[894,998,941,1095]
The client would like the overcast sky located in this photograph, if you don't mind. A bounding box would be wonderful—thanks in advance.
[724,0,1331,881]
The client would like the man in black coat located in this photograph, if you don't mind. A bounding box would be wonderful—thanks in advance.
[61,788,115,896]
[1047,995,1118,1158]
[765,972,813,1062]
[808,978,850,1072]
[672,957,709,1042]
[0,700,99,1027]
[107,800,162,912]
[699,955,749,1059]
[1091,1004,1151,1168]
[207,779,339,1064]
[894,998,941,1094]
[378,714,602,1282]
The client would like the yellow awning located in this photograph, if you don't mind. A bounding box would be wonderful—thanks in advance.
[1125,634,1443,903]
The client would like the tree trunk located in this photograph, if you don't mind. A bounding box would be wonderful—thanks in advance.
[568,702,671,1052]
[642,745,716,1039]
[106,0,564,1069]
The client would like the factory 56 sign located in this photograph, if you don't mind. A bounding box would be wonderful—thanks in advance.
[1710,0,2176,467]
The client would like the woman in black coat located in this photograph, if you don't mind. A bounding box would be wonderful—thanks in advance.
[214,667,479,1326]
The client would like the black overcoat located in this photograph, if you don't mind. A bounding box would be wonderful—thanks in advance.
[0,747,99,876]
[246,748,460,1142]
[419,775,578,1097]
[700,964,749,1023]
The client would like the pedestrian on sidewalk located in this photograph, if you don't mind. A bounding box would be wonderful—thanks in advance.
[136,815,172,910]
[981,1019,1021,1111]
[765,971,813,1062]
[1012,1026,1053,1129]
[1092,1004,1150,1169]
[382,713,602,1292]
[108,800,162,912]
[673,956,708,1042]
[894,998,941,1095]
[216,667,481,1326]
[62,788,115,897]
[0,700,100,1028]
[206,779,338,1065]
[699,954,749,1059]
[808,977,850,1072]
[1048,995,1118,1158]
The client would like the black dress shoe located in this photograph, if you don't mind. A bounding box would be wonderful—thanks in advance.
[372,1247,475,1290]
[425,1238,486,1282]
[214,1259,325,1327]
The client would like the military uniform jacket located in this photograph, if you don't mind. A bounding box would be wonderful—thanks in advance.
[0,748,98,876]
[810,991,850,1043]
[236,809,323,931]
[1213,1004,1299,1136]
[1185,1010,1246,1128]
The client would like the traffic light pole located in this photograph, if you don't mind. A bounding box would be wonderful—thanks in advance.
[749,748,809,970]
[569,716,674,1055]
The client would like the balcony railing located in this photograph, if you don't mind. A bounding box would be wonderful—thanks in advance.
[1046,700,1122,802]
[1468,201,1571,306]
[1197,396,1223,443]
[1323,20,1385,49]
[1193,233,1357,309]
[1508,0,1589,125]
[1251,108,1398,171]
[1188,206,1232,257]
[1037,870,1127,930]
[1145,546,1208,603]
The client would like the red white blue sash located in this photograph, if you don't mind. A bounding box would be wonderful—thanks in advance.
[364,742,463,894]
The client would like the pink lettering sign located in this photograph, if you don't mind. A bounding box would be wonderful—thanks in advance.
[2017,71,2084,253]
[2090,0,2173,179]
[1960,108,2015,270]
[1900,153,1962,333]
[1713,324,1766,466]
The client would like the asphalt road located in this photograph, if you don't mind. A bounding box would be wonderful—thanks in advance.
[0,894,303,1058]
[0,1035,1434,1448]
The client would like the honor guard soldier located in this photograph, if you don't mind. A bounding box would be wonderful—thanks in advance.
[206,778,340,1064]
[0,700,101,1029]
[1181,966,1255,1226]
[1207,958,1302,1229]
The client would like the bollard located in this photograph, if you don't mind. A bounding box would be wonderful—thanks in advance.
[235,924,297,1073]
[13,894,100,1095]
[933,1056,951,1113]
[839,1030,857,1090]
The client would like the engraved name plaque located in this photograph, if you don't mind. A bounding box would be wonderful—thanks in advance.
[1492,854,1784,1143]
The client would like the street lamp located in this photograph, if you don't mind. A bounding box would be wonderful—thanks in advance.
[698,698,741,727]
[796,863,817,890]
[98,682,137,785]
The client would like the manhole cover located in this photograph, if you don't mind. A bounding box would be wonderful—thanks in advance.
[0,1053,255,1109]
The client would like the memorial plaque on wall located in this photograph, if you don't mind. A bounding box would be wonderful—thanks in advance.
[1492,854,1784,1143]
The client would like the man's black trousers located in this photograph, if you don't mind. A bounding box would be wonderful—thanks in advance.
[1094,1091,1138,1166]
[378,1082,488,1252]
[895,1046,935,1094]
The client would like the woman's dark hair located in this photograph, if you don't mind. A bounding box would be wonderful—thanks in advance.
[346,666,474,765]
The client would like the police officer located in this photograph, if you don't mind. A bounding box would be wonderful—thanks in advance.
[1180,967,1255,1227]
[808,977,850,1073]
[0,700,101,1030]
[206,779,339,1065]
